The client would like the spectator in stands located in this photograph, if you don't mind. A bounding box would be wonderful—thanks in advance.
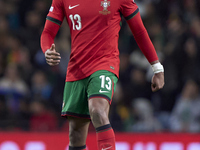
[0,63,29,112]
[30,100,58,131]
[0,63,29,95]
[170,79,200,132]
[31,70,53,101]
[130,98,162,132]
[123,68,151,106]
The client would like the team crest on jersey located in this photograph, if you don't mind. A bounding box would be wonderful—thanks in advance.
[99,0,111,15]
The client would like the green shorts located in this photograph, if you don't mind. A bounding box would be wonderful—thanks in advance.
[61,70,118,119]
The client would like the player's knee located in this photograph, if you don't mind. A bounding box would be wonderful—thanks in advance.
[89,106,108,126]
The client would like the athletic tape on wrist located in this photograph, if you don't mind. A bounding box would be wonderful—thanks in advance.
[151,62,164,74]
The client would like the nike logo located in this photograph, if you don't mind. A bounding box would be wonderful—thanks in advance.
[102,146,112,150]
[69,4,79,9]
[99,89,109,93]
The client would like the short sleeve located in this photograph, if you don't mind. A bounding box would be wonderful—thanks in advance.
[120,0,139,20]
[47,0,64,25]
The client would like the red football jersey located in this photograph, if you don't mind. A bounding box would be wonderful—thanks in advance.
[47,0,138,81]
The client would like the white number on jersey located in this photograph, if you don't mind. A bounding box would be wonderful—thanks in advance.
[69,14,82,30]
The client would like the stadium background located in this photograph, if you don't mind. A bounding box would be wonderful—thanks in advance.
[0,0,200,149]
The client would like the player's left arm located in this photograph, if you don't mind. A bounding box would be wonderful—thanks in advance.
[126,11,164,91]
[120,2,164,92]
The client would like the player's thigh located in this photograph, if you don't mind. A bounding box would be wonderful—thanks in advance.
[88,97,110,127]
[89,97,110,116]
[87,70,118,123]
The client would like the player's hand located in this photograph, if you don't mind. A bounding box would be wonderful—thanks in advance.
[45,44,61,66]
[151,72,164,92]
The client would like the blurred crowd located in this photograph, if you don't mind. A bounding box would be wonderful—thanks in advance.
[0,0,200,132]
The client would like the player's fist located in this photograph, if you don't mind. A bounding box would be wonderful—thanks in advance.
[45,44,61,66]
[151,72,164,92]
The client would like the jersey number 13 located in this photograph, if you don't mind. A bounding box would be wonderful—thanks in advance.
[69,14,82,30]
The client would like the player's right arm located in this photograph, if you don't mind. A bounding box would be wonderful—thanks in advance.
[40,0,64,66]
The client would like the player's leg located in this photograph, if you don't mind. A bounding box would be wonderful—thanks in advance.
[89,98,115,150]
[87,70,118,150]
[68,116,90,150]
[89,97,110,127]
[61,79,91,150]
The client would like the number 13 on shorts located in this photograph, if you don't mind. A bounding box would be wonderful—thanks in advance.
[88,70,118,104]
[99,75,112,92]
